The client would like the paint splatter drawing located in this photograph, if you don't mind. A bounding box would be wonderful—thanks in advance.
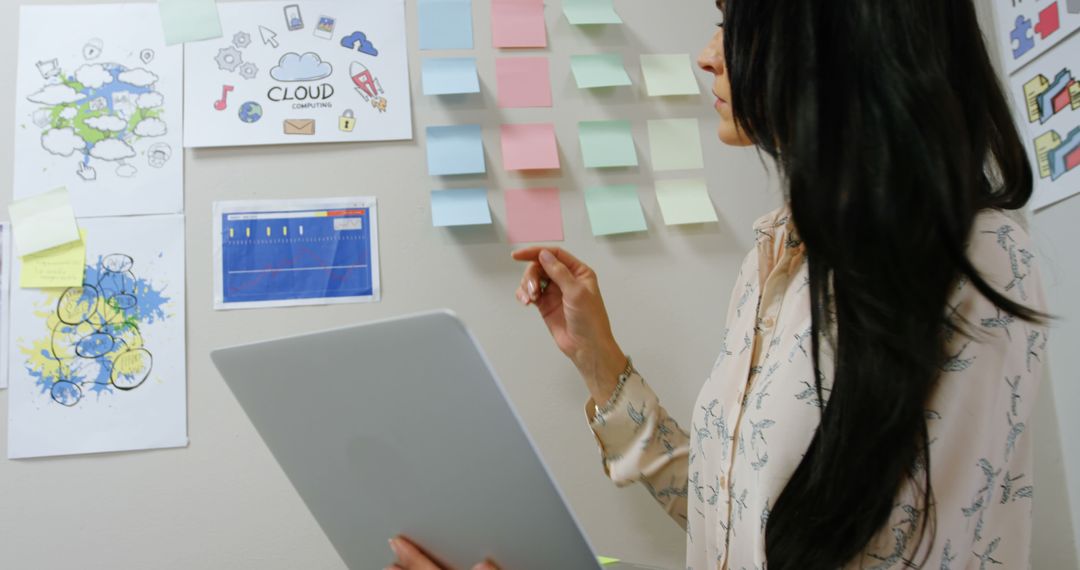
[21,254,171,407]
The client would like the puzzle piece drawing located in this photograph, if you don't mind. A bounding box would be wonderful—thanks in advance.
[1011,15,1035,59]
[1034,2,1061,39]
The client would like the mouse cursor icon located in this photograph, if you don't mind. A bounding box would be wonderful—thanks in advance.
[259,26,279,48]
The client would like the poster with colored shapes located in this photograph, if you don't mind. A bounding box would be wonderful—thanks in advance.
[14,5,184,218]
[993,0,1080,75]
[7,214,187,459]
[213,198,381,309]
[183,1,411,148]
[1009,31,1080,210]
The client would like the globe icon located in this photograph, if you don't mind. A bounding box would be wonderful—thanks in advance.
[239,101,263,124]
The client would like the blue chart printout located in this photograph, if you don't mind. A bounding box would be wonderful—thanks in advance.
[213,198,380,309]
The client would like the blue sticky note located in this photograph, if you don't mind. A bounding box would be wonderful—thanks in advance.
[419,0,474,50]
[422,58,481,95]
[427,125,486,175]
[431,189,492,226]
[158,0,223,45]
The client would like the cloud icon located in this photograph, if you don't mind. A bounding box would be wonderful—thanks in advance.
[75,64,113,89]
[85,115,128,132]
[137,92,164,109]
[341,32,378,57]
[28,84,83,105]
[271,52,334,82]
[41,128,86,157]
[133,117,167,137]
[118,68,159,87]
[89,138,136,161]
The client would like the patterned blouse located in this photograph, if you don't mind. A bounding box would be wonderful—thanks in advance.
[586,207,1048,569]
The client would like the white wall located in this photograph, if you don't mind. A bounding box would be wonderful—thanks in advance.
[0,1,1073,569]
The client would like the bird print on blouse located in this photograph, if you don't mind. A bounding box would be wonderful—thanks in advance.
[586,209,1046,569]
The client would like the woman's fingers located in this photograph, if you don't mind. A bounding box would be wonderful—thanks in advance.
[537,250,579,298]
[472,562,500,570]
[512,247,588,274]
[524,262,544,301]
[388,537,442,570]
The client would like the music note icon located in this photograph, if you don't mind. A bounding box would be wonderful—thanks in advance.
[214,85,235,111]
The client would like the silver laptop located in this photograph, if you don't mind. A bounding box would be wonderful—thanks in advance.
[212,310,665,570]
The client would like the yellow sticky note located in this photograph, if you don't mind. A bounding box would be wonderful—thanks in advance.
[20,229,87,288]
[8,187,81,256]
[597,556,621,565]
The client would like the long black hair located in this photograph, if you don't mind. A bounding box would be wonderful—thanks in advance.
[722,1,1043,567]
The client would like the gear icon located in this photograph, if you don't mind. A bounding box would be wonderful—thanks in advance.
[214,46,243,73]
[233,31,252,49]
[239,62,259,80]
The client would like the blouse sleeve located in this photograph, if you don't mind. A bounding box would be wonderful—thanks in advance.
[585,370,692,529]
[582,249,759,531]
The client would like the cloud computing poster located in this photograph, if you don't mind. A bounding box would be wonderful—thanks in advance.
[184,0,411,148]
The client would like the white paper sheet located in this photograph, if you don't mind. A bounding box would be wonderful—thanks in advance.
[14,5,184,218]
[0,223,11,390]
[1008,31,1080,211]
[213,198,380,310]
[994,0,1080,76]
[184,0,412,148]
[7,215,187,459]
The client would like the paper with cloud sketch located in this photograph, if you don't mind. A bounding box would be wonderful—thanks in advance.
[184,0,411,147]
[14,5,184,218]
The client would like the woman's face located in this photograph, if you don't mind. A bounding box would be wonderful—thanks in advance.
[698,26,753,147]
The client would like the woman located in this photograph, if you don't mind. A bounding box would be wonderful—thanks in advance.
[388,0,1048,568]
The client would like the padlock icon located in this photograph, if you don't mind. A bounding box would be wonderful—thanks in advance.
[339,109,356,132]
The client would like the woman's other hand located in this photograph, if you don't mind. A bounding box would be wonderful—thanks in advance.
[386,536,498,570]
[512,247,627,405]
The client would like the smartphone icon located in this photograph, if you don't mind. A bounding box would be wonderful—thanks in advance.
[284,4,304,31]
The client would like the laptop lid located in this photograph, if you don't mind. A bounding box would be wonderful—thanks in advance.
[211,310,603,570]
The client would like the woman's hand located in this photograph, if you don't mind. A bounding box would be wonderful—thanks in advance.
[512,247,627,405]
[386,536,498,570]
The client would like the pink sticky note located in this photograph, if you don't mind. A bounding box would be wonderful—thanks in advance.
[496,57,552,108]
[505,187,564,243]
[501,124,560,171]
[492,0,547,48]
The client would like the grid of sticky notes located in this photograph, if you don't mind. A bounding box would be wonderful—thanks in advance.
[421,0,718,238]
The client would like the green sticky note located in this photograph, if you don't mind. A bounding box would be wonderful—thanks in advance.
[158,0,223,45]
[655,179,719,225]
[648,119,704,171]
[640,54,701,96]
[571,54,632,89]
[20,229,87,288]
[563,0,622,24]
[597,556,621,566]
[585,185,648,236]
[579,120,638,168]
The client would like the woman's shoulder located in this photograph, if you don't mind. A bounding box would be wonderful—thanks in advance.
[964,208,1044,308]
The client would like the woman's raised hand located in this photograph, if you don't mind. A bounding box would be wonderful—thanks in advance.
[512,248,627,405]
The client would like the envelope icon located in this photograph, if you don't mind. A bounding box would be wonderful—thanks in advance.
[284,119,316,135]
